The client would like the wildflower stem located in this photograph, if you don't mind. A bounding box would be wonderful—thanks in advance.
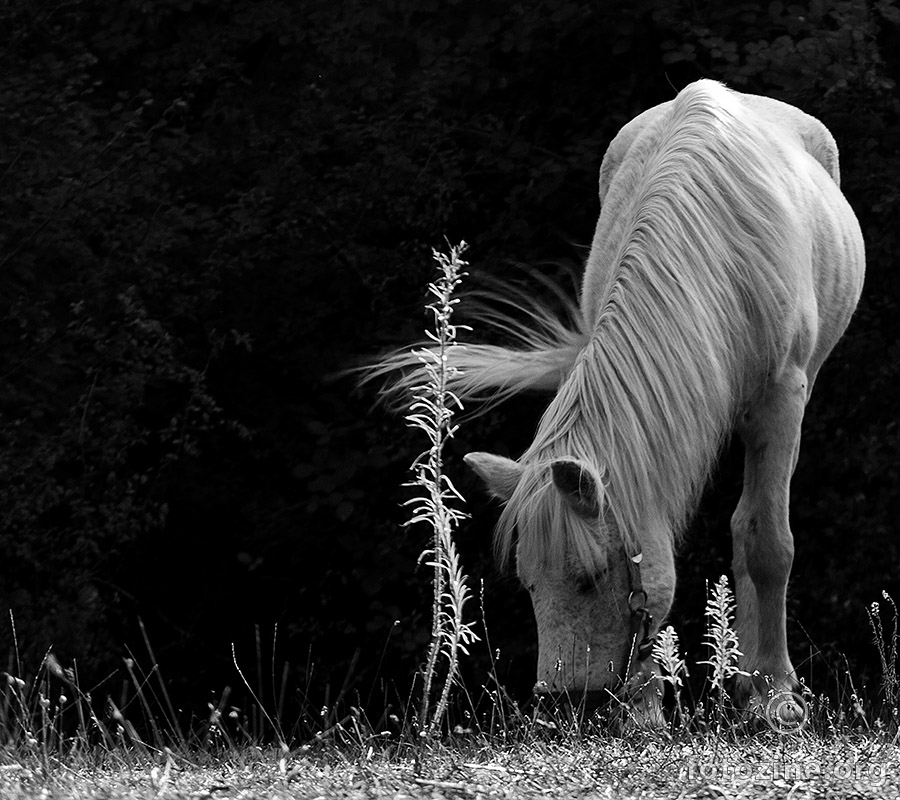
[405,242,478,737]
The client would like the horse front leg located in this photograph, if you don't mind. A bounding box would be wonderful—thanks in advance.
[731,366,808,716]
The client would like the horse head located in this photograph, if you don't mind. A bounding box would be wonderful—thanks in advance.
[466,451,674,724]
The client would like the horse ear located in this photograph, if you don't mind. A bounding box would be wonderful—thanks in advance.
[550,459,601,517]
[464,452,522,501]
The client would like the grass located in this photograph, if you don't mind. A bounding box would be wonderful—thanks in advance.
[2,725,899,799]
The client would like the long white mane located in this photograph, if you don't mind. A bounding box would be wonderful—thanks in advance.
[494,81,801,570]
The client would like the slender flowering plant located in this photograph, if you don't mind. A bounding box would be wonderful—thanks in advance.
[868,591,900,726]
[652,624,689,728]
[699,574,749,711]
[404,242,479,736]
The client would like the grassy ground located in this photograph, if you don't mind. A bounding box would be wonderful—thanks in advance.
[2,726,899,799]
[4,582,898,799]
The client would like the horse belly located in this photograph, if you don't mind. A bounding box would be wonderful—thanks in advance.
[805,170,865,370]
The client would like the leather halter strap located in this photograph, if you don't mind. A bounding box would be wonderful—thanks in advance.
[625,547,655,677]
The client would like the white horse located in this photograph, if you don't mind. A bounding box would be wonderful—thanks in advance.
[368,80,865,722]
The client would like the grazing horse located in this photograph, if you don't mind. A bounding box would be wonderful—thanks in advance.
[369,80,864,722]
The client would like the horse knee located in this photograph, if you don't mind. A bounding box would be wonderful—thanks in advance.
[730,495,754,535]
[743,517,794,588]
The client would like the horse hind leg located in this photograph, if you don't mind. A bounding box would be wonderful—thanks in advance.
[731,365,809,714]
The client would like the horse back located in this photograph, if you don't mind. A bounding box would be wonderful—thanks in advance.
[598,81,841,209]
[592,80,863,379]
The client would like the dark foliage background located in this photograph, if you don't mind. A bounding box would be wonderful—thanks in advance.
[1,0,898,731]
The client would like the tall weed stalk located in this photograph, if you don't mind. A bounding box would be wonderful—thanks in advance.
[652,624,689,729]
[404,242,479,736]
[699,574,747,724]
[867,590,900,727]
